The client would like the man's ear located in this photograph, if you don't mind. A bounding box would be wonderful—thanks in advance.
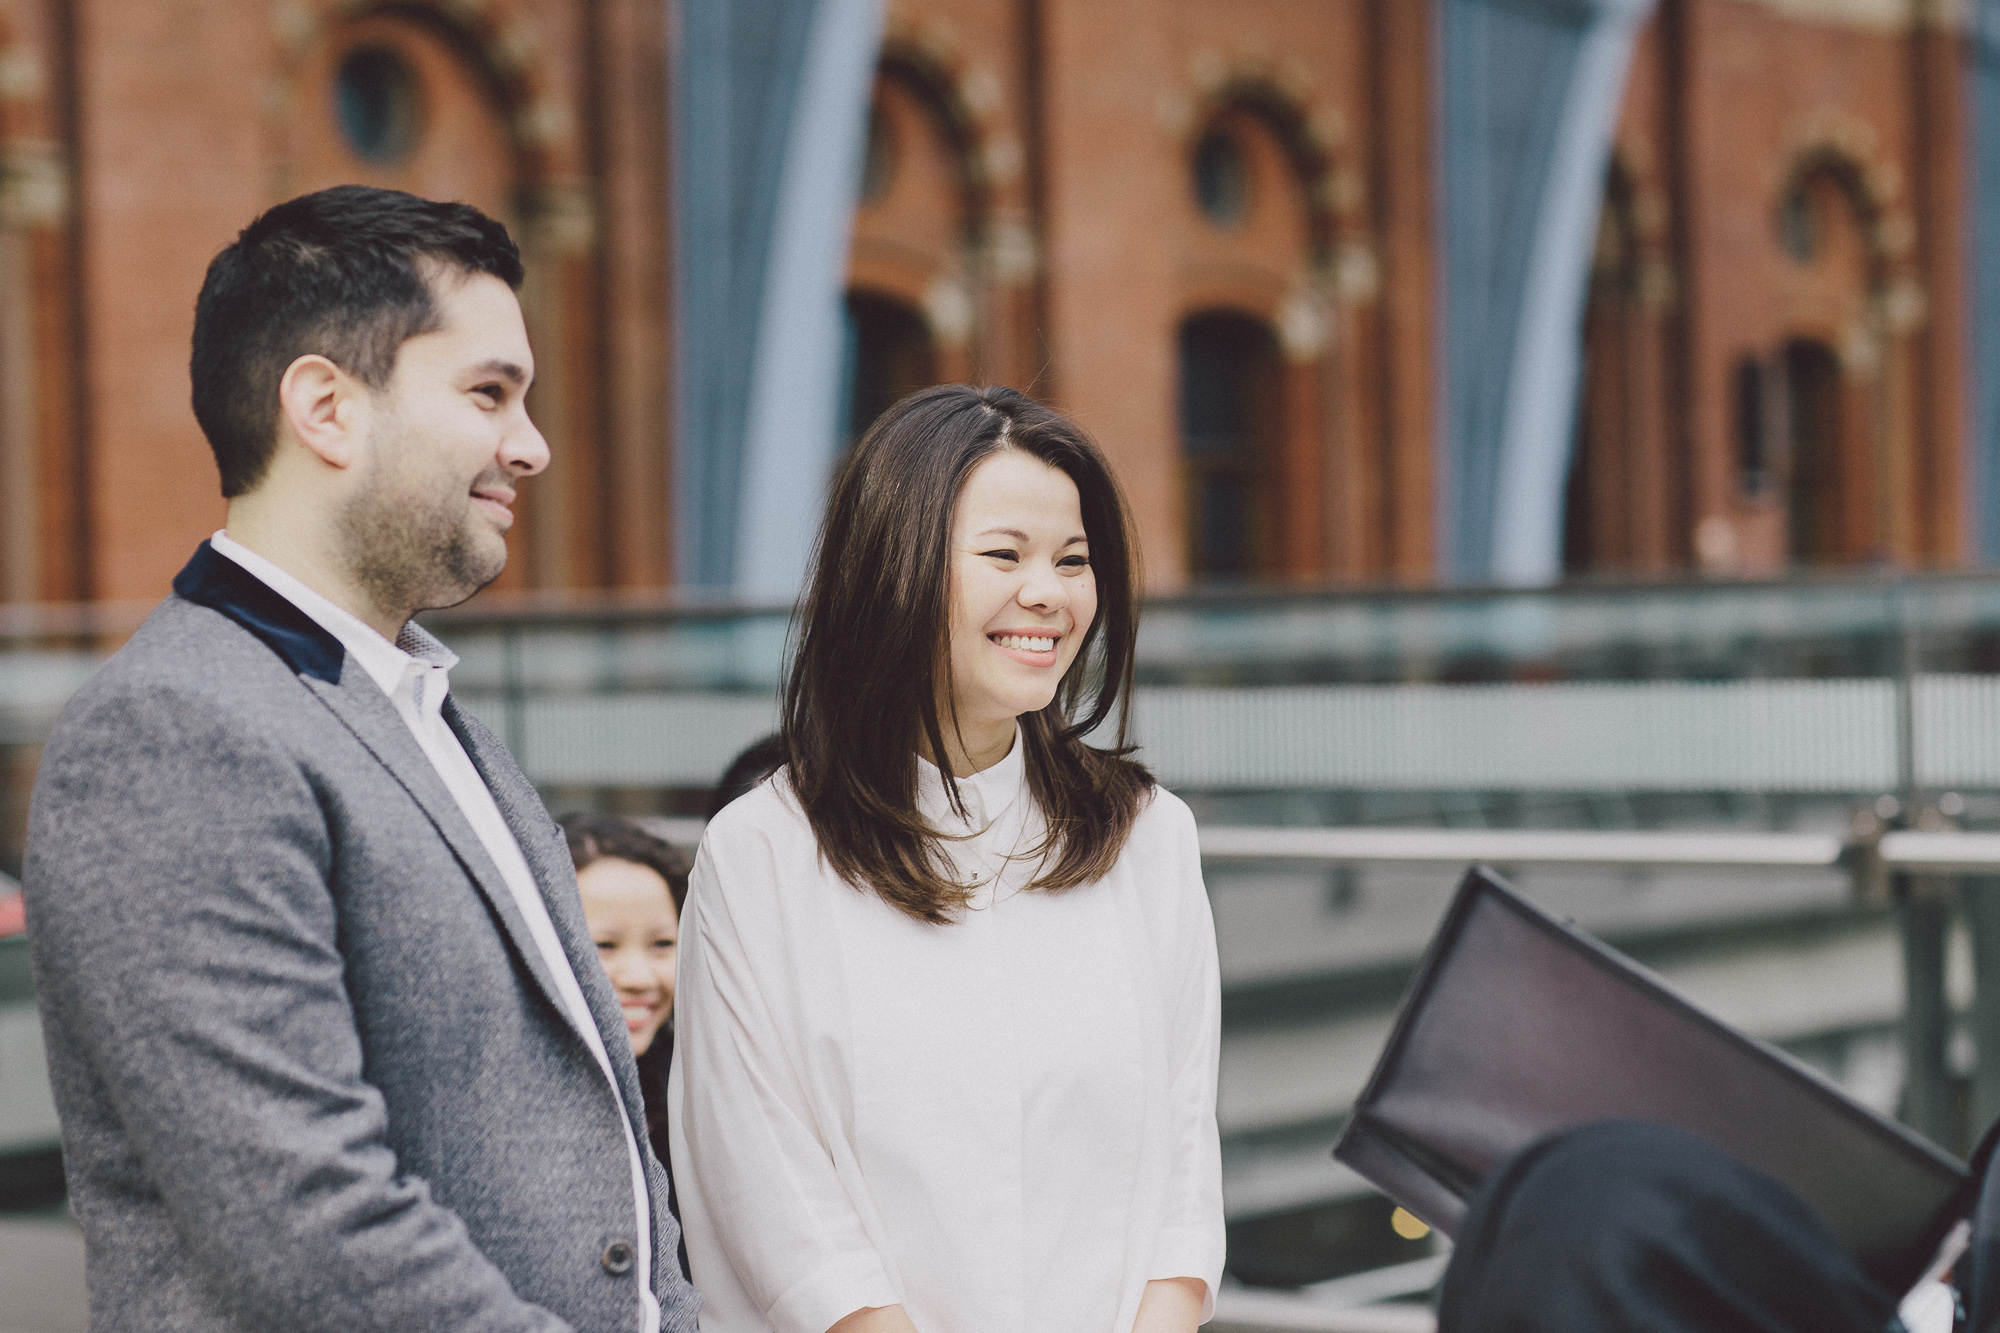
[276,354,362,470]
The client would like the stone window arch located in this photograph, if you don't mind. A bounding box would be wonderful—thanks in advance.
[289,12,517,219]
[845,45,1014,398]
[1763,141,1914,567]
[1168,63,1386,585]
[1179,77,1347,265]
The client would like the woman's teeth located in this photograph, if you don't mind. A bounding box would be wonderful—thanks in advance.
[994,634,1055,653]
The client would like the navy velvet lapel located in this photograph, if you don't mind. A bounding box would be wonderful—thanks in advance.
[172,540,344,684]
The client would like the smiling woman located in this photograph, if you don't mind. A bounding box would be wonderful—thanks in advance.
[669,384,1225,1333]
[787,384,1142,920]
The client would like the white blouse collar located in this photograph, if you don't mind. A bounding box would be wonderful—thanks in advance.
[915,725,1028,830]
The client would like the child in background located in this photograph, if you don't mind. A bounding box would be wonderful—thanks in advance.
[560,813,690,1166]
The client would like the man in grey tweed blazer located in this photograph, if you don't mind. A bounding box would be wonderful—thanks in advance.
[24,187,700,1332]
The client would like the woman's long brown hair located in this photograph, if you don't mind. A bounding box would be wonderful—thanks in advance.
[782,384,1152,925]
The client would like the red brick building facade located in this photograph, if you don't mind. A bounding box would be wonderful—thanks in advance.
[0,0,1978,603]
[1571,2,1968,577]
[0,0,674,605]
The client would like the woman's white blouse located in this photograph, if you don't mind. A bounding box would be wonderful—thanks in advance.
[667,738,1225,1333]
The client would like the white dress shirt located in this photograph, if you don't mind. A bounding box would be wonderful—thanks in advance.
[668,733,1225,1333]
[209,532,660,1333]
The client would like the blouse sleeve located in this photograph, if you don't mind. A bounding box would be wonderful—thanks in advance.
[1147,795,1227,1319]
[672,825,902,1333]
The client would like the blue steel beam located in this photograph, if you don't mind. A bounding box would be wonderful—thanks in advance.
[672,0,884,597]
[1976,1,2000,563]
[1441,0,1655,585]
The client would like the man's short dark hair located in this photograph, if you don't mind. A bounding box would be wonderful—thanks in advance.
[190,185,525,498]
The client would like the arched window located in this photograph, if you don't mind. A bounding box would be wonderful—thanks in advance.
[1767,153,1888,569]
[841,291,937,447]
[1192,123,1251,228]
[1776,168,1856,270]
[1562,161,1680,577]
[1179,311,1282,580]
[293,16,514,220]
[335,44,423,165]
[1783,338,1845,564]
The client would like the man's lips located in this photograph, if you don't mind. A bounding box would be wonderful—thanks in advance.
[471,488,515,528]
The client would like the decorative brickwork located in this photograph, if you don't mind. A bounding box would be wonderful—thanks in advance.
[0,0,1984,602]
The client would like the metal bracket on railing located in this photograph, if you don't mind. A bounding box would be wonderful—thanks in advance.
[1842,803,1892,904]
[1903,803,1962,905]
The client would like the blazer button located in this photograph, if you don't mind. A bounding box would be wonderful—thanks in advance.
[601,1241,636,1275]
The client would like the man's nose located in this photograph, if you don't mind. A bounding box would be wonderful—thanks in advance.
[502,410,551,476]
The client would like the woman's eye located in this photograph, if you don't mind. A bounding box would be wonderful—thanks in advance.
[475,385,504,406]
[594,941,615,954]
[652,938,677,952]
[1059,555,1091,569]
[980,549,1019,562]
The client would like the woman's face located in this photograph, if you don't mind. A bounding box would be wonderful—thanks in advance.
[578,857,679,1056]
[944,449,1098,753]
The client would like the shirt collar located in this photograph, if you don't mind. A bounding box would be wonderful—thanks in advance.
[207,530,458,700]
[915,725,1028,828]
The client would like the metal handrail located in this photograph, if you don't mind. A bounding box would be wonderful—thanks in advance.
[1879,831,2000,872]
[1195,826,1846,868]
[1194,824,2000,876]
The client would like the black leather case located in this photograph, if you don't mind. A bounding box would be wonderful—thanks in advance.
[1333,865,1971,1291]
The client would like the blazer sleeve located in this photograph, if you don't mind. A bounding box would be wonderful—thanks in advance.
[1146,795,1227,1318]
[671,829,902,1333]
[25,681,570,1333]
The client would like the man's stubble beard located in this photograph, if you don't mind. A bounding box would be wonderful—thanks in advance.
[338,415,509,623]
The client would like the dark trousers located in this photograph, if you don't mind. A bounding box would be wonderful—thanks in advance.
[1437,1121,1916,1332]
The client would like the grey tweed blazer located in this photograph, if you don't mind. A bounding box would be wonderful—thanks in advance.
[24,543,701,1333]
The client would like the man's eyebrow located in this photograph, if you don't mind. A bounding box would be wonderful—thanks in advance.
[469,359,530,386]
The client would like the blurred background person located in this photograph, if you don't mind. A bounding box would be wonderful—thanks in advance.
[563,813,690,1166]
[707,734,787,820]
